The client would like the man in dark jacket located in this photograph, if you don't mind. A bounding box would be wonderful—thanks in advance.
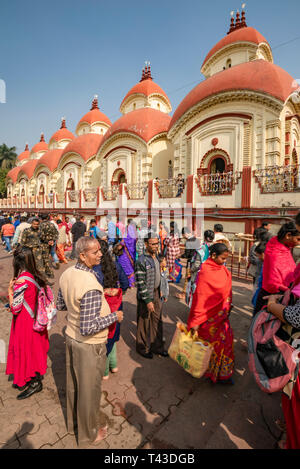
[135,231,168,359]
[70,216,87,259]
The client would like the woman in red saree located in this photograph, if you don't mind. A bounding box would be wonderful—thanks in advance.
[6,246,49,399]
[187,243,234,384]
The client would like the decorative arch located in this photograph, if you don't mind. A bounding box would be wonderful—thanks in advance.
[111,167,127,186]
[66,178,75,191]
[198,148,233,175]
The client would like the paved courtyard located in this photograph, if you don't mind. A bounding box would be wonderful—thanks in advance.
[0,245,284,449]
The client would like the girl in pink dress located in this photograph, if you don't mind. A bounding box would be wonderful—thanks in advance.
[6,247,49,400]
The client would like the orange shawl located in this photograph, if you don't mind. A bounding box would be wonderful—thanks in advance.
[187,258,232,329]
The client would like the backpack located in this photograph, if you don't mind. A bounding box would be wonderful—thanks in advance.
[22,276,57,332]
[248,306,300,393]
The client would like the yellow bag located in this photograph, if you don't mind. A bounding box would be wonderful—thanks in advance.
[168,322,213,378]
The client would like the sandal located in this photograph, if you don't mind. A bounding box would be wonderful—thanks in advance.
[111,368,118,373]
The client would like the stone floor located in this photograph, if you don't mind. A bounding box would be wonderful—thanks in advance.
[0,245,284,449]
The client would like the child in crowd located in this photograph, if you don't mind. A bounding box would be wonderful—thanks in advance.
[158,254,169,303]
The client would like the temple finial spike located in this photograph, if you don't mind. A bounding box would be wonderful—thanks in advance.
[241,3,247,27]
[90,95,99,110]
[228,10,235,34]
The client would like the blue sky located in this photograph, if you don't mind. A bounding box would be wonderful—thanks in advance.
[1,0,300,154]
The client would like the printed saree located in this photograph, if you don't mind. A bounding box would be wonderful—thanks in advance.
[187,258,234,382]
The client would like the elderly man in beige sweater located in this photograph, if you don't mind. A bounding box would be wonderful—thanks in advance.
[57,236,123,447]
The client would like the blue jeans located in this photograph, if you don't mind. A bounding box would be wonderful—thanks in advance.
[50,242,59,263]
[3,236,13,252]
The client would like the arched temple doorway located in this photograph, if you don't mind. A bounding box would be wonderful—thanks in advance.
[111,168,126,185]
[209,156,226,174]
[66,178,75,191]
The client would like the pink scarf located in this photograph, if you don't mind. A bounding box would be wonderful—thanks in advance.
[291,264,300,298]
[262,236,296,293]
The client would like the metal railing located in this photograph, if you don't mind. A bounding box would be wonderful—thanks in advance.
[254,165,300,193]
[155,178,185,198]
[102,185,119,201]
[196,171,241,195]
[68,190,79,203]
[126,183,148,199]
[227,233,254,280]
[83,189,97,202]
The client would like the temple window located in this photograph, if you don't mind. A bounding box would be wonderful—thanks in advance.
[209,157,226,174]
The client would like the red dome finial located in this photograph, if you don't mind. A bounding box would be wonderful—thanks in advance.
[140,67,146,82]
[60,117,66,129]
[235,10,241,29]
[25,143,29,151]
[227,11,235,34]
[241,4,247,28]
[40,132,45,142]
[141,62,153,81]
[90,95,99,110]
[147,63,153,80]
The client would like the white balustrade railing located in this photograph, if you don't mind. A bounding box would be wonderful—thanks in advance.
[196,171,241,195]
[126,183,148,199]
[68,190,79,203]
[83,188,97,202]
[155,178,185,198]
[102,185,119,201]
[254,165,300,193]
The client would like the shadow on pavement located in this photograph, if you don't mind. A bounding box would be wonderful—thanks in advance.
[48,331,67,426]
[1,422,35,449]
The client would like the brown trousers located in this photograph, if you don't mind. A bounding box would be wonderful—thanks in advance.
[136,288,164,354]
[65,335,107,446]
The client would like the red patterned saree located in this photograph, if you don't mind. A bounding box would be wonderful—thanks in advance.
[187,258,234,383]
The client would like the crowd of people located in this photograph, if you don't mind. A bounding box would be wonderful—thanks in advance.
[2,208,300,449]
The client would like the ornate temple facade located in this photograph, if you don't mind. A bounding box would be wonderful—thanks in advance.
[3,10,300,235]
